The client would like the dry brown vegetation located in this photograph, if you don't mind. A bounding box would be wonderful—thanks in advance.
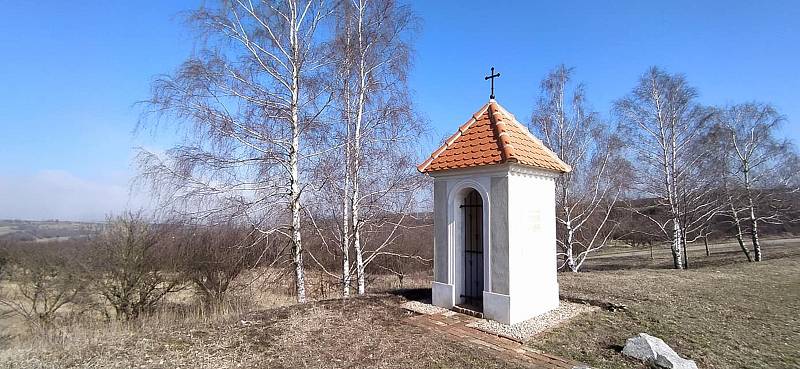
[1,288,535,369]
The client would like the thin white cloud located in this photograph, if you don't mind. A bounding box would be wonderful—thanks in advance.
[0,170,150,221]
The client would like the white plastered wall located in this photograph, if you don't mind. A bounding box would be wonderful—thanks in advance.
[506,166,560,324]
[430,164,560,325]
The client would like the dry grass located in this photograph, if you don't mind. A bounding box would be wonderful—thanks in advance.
[2,270,524,369]
[0,268,300,341]
[0,295,532,369]
[534,250,800,369]
[2,241,798,368]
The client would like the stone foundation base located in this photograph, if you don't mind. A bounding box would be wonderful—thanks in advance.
[432,281,454,308]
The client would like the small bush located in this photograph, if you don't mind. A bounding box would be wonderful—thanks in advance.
[87,213,183,320]
[175,225,262,308]
[0,242,88,330]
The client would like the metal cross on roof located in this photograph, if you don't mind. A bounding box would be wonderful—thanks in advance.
[484,67,500,100]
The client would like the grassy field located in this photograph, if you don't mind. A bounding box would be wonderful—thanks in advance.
[1,240,798,368]
[536,245,800,369]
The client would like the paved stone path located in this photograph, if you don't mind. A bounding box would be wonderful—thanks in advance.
[405,310,581,369]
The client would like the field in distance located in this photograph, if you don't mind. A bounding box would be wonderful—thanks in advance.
[0,219,99,242]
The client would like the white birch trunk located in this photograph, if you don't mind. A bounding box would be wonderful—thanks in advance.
[353,221,365,294]
[351,1,367,295]
[749,202,762,262]
[671,219,684,269]
[728,198,753,262]
[718,103,792,263]
[351,90,366,294]
[341,142,350,297]
[290,118,306,302]
[340,72,353,298]
[563,206,578,273]
[743,164,763,261]
[341,155,351,297]
[289,7,305,303]
[331,0,418,291]
[137,1,335,305]
[669,116,685,270]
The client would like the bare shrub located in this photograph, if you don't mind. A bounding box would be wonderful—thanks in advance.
[0,241,88,330]
[370,224,431,290]
[376,257,412,289]
[87,213,183,320]
[175,225,263,308]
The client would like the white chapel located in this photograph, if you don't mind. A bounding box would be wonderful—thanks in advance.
[417,99,571,325]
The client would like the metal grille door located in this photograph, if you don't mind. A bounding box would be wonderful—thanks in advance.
[461,189,484,301]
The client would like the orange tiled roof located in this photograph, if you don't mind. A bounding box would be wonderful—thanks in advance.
[418,100,571,174]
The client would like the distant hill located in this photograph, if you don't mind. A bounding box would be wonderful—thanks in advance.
[0,219,100,242]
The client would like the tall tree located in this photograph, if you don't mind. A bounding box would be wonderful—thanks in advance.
[712,103,798,261]
[675,133,722,268]
[137,0,333,302]
[330,0,422,295]
[530,65,629,272]
[705,124,755,261]
[614,67,714,269]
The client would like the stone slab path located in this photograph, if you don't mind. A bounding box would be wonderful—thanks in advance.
[404,310,582,369]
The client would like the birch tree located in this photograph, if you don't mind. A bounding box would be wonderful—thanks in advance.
[712,103,798,261]
[675,135,722,268]
[705,128,754,261]
[137,0,333,302]
[530,65,629,272]
[614,67,714,269]
[330,0,422,295]
[722,179,755,261]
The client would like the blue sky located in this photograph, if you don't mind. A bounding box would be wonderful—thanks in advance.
[1,1,798,220]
